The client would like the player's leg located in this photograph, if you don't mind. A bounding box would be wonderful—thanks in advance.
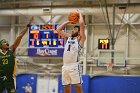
[74,84,83,93]
[0,77,5,93]
[62,65,72,93]
[69,63,83,93]
[6,84,16,93]
[5,78,16,93]
[64,85,71,93]
[0,84,4,93]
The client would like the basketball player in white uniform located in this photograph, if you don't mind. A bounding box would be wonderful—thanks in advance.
[56,10,85,93]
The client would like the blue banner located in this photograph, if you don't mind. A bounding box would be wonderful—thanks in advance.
[16,74,37,93]
[90,76,140,93]
[28,48,64,57]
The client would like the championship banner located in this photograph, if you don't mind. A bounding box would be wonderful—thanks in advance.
[28,24,65,57]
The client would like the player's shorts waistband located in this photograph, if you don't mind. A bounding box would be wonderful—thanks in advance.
[63,62,79,66]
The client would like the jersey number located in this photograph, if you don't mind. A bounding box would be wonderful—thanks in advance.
[2,59,9,65]
[67,45,71,51]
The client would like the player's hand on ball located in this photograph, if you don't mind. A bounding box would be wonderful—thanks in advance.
[66,21,75,24]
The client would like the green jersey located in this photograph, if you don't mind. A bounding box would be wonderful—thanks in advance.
[0,49,16,78]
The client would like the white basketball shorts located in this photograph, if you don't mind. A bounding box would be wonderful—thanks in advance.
[62,63,83,85]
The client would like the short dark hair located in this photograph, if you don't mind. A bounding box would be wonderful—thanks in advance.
[74,25,80,31]
[0,39,6,46]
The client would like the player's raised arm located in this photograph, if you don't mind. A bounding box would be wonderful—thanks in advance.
[56,21,72,39]
[78,11,86,48]
[10,16,34,52]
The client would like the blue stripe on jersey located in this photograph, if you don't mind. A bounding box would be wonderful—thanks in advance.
[78,64,82,84]
[76,45,81,62]
[76,38,82,62]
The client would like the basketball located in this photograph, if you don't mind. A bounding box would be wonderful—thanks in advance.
[68,10,79,23]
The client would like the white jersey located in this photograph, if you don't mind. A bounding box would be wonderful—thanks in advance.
[63,37,81,65]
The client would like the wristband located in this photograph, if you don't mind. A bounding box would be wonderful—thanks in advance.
[27,24,30,27]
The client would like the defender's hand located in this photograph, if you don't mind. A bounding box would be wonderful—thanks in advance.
[28,16,34,24]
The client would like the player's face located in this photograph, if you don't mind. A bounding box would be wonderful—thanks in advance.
[27,83,30,86]
[71,27,79,37]
[1,41,9,49]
